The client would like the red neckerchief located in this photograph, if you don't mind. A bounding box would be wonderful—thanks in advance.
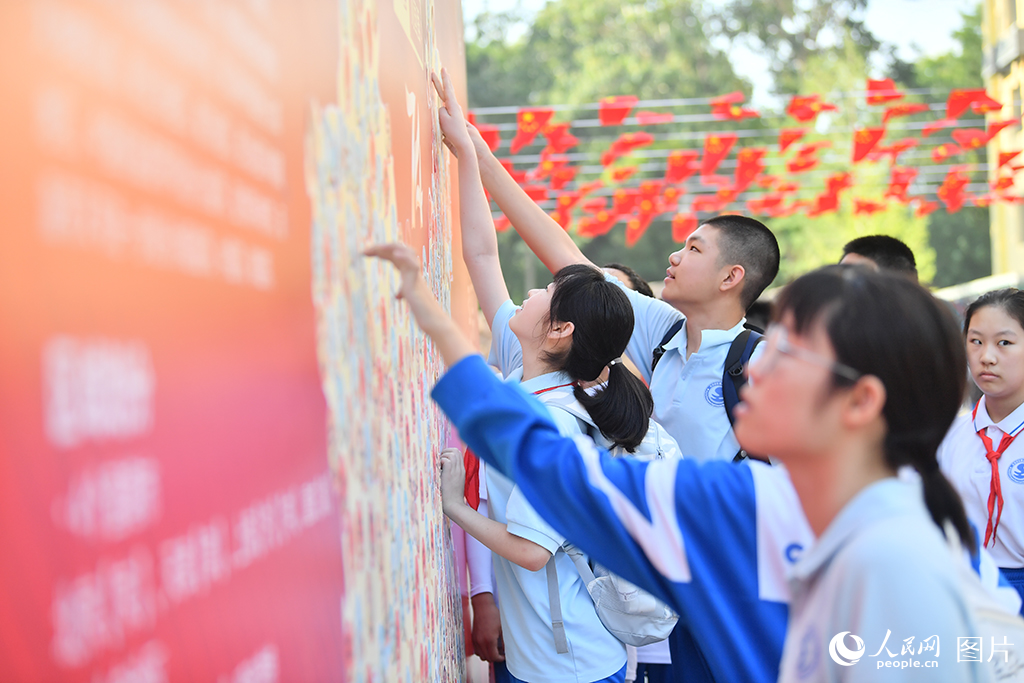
[973,401,1019,548]
[462,383,574,510]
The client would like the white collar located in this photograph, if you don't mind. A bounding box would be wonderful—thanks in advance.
[662,317,748,354]
[973,395,1024,437]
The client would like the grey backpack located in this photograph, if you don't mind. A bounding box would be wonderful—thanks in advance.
[536,388,680,650]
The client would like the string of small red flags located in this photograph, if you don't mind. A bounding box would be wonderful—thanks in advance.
[468,82,1021,247]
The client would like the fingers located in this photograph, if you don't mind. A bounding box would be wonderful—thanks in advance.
[430,70,445,103]
[441,67,457,104]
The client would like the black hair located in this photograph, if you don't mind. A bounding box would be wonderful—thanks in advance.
[703,215,780,309]
[841,235,918,278]
[774,265,974,549]
[543,264,654,452]
[964,288,1024,337]
[603,263,655,298]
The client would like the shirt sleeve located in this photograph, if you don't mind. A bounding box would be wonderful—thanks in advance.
[486,299,523,379]
[603,273,683,383]
[466,499,495,597]
[505,485,564,555]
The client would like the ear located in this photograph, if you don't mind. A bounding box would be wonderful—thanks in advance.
[547,320,575,342]
[719,264,746,295]
[841,375,887,430]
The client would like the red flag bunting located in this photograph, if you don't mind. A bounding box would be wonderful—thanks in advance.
[510,108,555,154]
[932,143,962,162]
[701,132,738,176]
[1000,150,1023,168]
[866,78,903,105]
[786,94,839,122]
[542,123,579,154]
[477,124,502,152]
[882,103,930,123]
[598,95,638,126]
[665,149,700,183]
[852,127,886,163]
[779,128,808,153]
[971,93,1004,114]
[947,89,988,119]
[672,213,698,242]
[854,198,887,215]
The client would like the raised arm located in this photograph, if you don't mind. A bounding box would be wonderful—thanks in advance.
[431,69,509,327]
[363,243,476,367]
[471,115,591,275]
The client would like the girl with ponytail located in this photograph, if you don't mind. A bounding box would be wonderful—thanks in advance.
[414,70,673,683]
[939,288,1024,612]
[393,257,1022,681]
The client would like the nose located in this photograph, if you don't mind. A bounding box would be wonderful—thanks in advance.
[980,342,998,365]
[526,288,542,298]
[669,250,682,266]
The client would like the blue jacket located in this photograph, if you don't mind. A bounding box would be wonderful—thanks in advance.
[433,355,805,683]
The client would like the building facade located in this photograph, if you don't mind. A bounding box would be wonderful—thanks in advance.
[983,0,1024,274]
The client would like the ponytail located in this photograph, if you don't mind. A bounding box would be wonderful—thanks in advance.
[776,266,973,549]
[542,264,654,452]
[920,467,976,552]
[575,362,653,452]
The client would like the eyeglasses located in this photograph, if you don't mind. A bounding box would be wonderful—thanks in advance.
[752,325,863,382]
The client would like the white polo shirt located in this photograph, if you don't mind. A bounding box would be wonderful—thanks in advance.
[486,300,627,683]
[938,396,1024,568]
[606,275,763,463]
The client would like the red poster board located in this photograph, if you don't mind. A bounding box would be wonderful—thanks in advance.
[0,1,472,680]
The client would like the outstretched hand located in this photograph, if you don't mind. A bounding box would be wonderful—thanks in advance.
[439,447,467,514]
[362,242,422,301]
[431,68,477,159]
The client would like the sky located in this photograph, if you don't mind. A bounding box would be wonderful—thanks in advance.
[461,0,980,106]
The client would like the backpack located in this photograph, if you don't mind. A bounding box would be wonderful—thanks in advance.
[546,543,679,650]
[651,320,763,461]
[534,389,680,650]
[945,522,1024,681]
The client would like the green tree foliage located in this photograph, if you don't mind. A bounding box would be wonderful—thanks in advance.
[890,5,991,288]
[463,0,990,298]
[709,0,878,95]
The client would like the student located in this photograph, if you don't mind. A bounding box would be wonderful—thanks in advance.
[428,70,682,683]
[456,97,779,464]
[364,241,1012,681]
[434,67,778,679]
[603,263,655,298]
[939,288,1024,611]
[839,235,918,280]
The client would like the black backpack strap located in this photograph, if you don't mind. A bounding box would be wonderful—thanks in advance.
[722,329,763,427]
[651,319,685,373]
[723,328,764,462]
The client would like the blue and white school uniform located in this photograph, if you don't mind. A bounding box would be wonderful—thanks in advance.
[781,477,988,682]
[605,274,763,464]
[939,396,1024,606]
[486,301,627,683]
[438,354,808,683]
[432,356,1020,683]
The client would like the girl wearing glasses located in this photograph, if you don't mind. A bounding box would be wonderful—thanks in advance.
[939,289,1024,613]
[366,244,1009,681]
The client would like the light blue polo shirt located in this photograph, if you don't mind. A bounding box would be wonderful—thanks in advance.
[485,300,627,683]
[605,275,763,463]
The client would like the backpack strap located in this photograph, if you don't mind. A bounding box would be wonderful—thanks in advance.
[650,319,684,373]
[722,329,763,426]
[723,329,764,462]
[545,553,570,654]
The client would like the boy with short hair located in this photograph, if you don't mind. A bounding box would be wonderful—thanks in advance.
[469,129,779,463]
[840,234,918,280]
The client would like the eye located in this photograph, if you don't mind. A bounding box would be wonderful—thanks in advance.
[689,245,699,252]
[999,339,1013,346]
[968,338,982,345]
